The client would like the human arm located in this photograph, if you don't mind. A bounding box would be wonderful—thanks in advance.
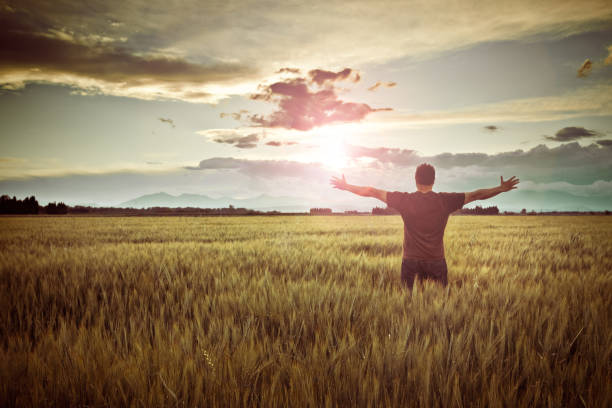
[330,174,388,203]
[464,176,519,205]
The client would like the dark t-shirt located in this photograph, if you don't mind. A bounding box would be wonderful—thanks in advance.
[387,191,465,260]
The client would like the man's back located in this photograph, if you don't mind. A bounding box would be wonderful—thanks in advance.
[330,166,518,289]
[387,191,465,260]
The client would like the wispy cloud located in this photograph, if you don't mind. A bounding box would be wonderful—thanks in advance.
[3,1,611,101]
[158,117,175,128]
[544,126,602,142]
[276,68,301,74]
[308,68,360,85]
[577,59,593,77]
[368,81,396,92]
[197,129,261,148]
[220,110,249,121]
[367,83,612,126]
[186,157,327,179]
[605,45,612,65]
[265,141,298,147]
[0,9,257,103]
[347,141,612,170]
[519,180,612,197]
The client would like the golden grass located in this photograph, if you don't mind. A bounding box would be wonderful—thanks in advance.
[1,215,611,407]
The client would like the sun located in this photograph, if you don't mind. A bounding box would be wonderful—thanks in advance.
[319,135,348,170]
[315,125,351,170]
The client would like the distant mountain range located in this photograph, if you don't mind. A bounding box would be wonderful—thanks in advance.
[489,190,612,212]
[116,190,611,213]
[118,192,314,212]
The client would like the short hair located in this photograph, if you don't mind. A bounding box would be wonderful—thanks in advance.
[415,163,435,185]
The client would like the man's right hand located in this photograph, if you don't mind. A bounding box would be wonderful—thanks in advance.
[499,176,520,192]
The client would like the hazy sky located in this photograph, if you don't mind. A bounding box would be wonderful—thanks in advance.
[1,0,612,210]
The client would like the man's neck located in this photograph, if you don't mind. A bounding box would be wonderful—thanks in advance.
[416,184,433,193]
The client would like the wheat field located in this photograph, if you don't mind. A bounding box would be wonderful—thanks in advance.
[1,215,611,407]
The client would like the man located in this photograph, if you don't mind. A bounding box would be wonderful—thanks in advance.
[330,163,519,289]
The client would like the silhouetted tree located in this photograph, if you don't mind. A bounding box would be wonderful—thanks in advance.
[45,202,68,214]
[310,208,332,215]
[0,195,39,214]
[457,206,500,215]
[372,206,400,215]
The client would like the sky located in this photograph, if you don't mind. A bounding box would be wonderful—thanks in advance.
[1,0,612,211]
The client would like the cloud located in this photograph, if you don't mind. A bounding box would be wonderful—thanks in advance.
[346,145,420,167]
[197,129,261,148]
[2,142,610,210]
[220,110,249,121]
[368,83,612,126]
[308,68,359,85]
[265,141,298,147]
[53,0,609,71]
[577,59,593,77]
[0,157,27,166]
[185,157,244,170]
[158,117,175,128]
[544,126,602,141]
[247,69,391,131]
[186,157,327,179]
[597,139,612,146]
[519,180,612,197]
[221,134,259,149]
[2,1,612,102]
[368,81,396,91]
[483,125,499,132]
[347,141,612,170]
[0,9,257,103]
[605,45,612,65]
[276,68,301,74]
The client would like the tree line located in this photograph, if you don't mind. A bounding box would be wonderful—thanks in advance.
[1,194,610,216]
[0,195,69,214]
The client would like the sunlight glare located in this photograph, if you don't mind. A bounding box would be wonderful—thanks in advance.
[318,130,348,170]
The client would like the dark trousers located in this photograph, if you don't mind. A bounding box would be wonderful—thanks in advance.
[401,258,448,289]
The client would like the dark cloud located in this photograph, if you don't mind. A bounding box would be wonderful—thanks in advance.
[367,81,396,91]
[220,110,249,121]
[247,70,391,131]
[544,126,602,141]
[158,117,175,128]
[185,157,244,170]
[346,145,420,166]
[276,67,301,74]
[0,10,255,102]
[211,133,260,149]
[186,157,326,179]
[483,125,499,132]
[347,142,612,169]
[308,68,359,85]
[265,141,298,147]
[577,59,593,78]
[597,139,612,147]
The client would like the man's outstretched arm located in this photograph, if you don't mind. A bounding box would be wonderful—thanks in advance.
[464,176,520,205]
[330,174,388,203]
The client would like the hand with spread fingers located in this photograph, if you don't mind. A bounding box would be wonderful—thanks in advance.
[499,176,520,192]
[330,174,348,191]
